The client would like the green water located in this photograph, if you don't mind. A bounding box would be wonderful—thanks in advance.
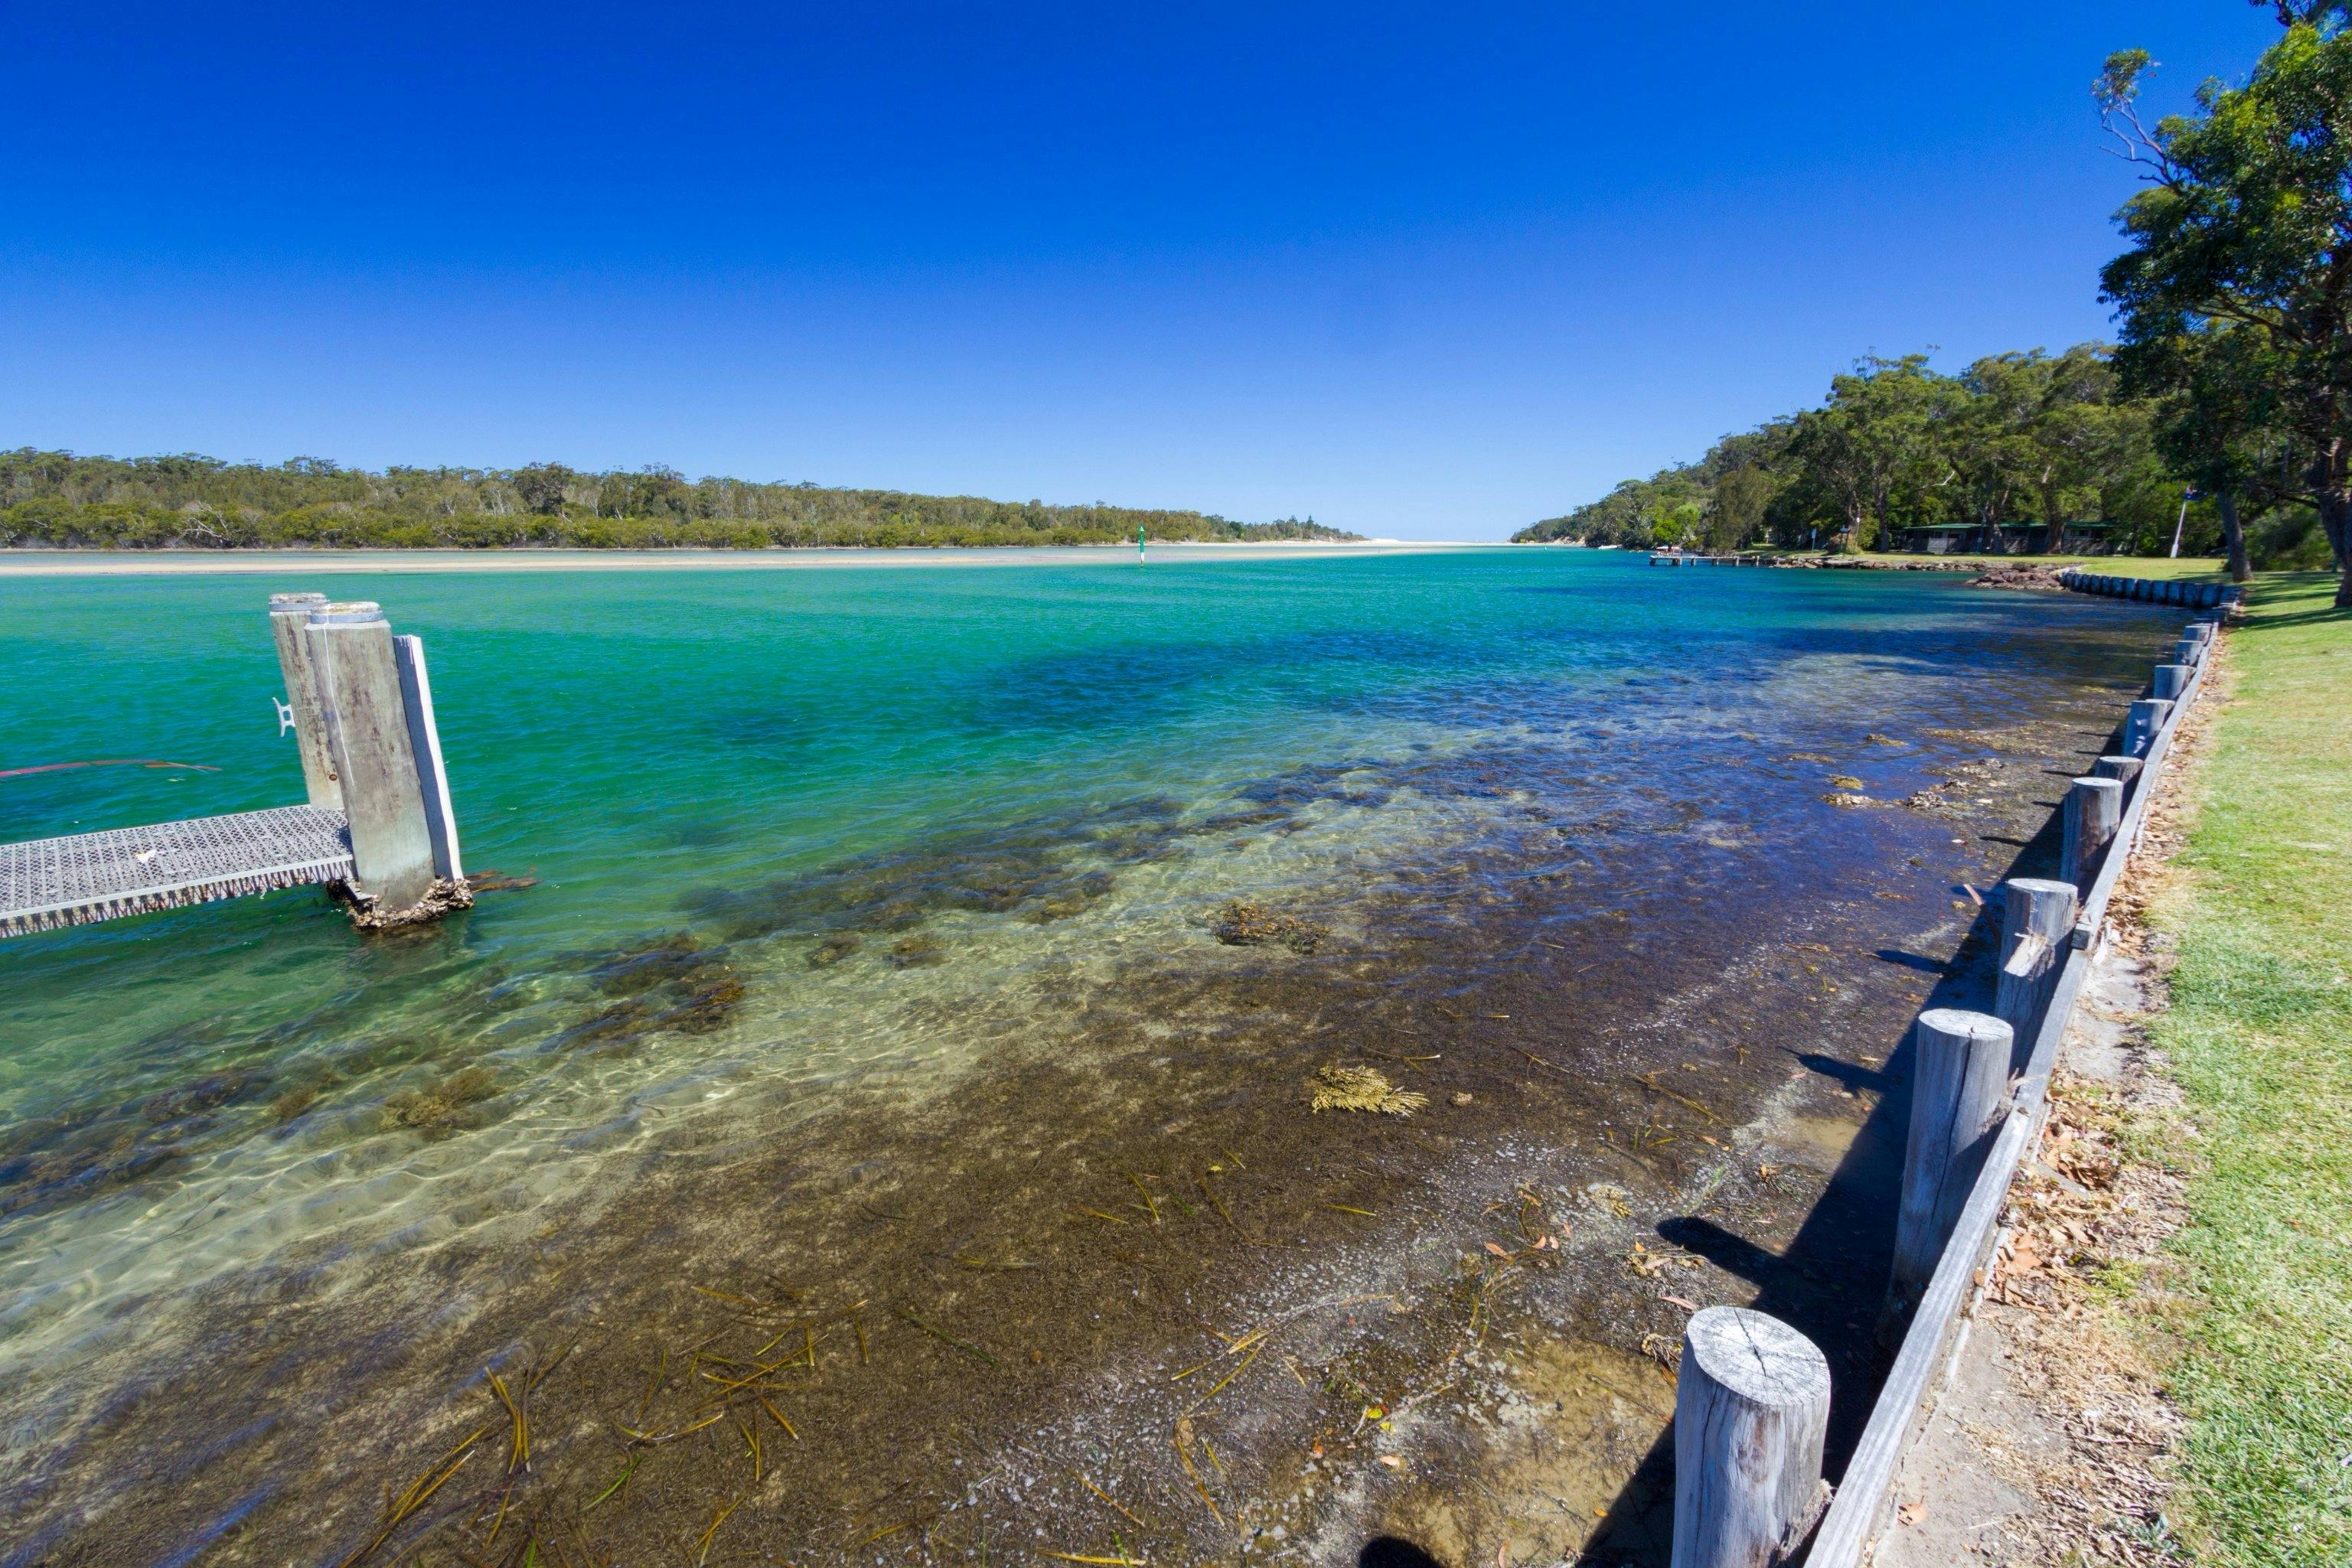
[0,549,2166,1387]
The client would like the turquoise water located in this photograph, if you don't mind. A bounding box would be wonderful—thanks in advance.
[0,549,2162,1395]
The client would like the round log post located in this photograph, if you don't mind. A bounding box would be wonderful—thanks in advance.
[2093,754,2144,790]
[2184,621,2215,646]
[1890,1009,2014,1319]
[2152,663,2192,700]
[2172,637,2202,667]
[1995,879,2078,1064]
[1672,1306,1832,1568]
[2063,776,2124,890]
[2124,697,2172,758]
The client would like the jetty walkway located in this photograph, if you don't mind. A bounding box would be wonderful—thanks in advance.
[0,594,463,940]
[0,805,354,938]
[1646,549,1776,566]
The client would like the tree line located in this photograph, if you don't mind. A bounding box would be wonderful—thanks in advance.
[0,451,1357,551]
[1508,344,2321,562]
[1523,2,2352,604]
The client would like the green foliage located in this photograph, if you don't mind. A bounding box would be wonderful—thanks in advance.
[2099,10,2352,601]
[2246,504,2341,569]
[0,451,1359,551]
[1515,345,2194,553]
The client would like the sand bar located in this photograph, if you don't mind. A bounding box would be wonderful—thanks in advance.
[0,540,1502,577]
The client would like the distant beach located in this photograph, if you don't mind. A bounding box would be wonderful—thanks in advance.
[0,540,1497,577]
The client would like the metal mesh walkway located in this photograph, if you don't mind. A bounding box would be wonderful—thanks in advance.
[1,804,353,938]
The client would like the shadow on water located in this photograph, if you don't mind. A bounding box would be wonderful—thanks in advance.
[1567,771,2083,1566]
[1361,1537,1450,1568]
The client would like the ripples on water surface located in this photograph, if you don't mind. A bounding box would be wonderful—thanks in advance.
[0,549,2181,1560]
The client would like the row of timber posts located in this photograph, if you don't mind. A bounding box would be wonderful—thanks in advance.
[266,592,466,924]
[1665,601,2225,1567]
[2057,567,2240,611]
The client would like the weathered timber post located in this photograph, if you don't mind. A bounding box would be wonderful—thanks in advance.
[2124,698,2172,758]
[1672,1306,1832,1568]
[2172,638,2203,667]
[1890,1009,2014,1319]
[304,602,440,915]
[1995,879,2078,1063]
[2184,621,2215,647]
[2152,663,2192,700]
[2063,776,2125,890]
[267,592,341,810]
[393,635,464,882]
[2093,755,2145,792]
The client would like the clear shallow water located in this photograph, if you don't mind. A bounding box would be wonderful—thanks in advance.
[0,551,2161,1403]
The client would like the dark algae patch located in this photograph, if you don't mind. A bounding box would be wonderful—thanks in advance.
[0,559,2200,1566]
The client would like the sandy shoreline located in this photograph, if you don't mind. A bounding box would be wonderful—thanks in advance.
[0,541,1505,577]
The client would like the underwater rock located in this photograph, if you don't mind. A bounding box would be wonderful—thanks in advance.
[591,933,715,996]
[1209,899,1328,956]
[807,934,861,968]
[657,974,747,1032]
[385,1066,499,1136]
[553,997,654,1051]
[886,936,948,970]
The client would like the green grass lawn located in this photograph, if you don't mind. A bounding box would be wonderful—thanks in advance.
[2146,570,2352,1564]
[1724,546,2235,579]
[2058,555,2232,582]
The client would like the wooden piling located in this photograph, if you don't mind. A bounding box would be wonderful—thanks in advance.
[1890,1009,2013,1319]
[1995,879,2077,1063]
[266,592,341,810]
[304,602,439,912]
[2092,755,2144,791]
[393,634,464,882]
[2124,697,2173,758]
[2062,776,2125,890]
[2152,663,2192,700]
[1672,1306,1832,1568]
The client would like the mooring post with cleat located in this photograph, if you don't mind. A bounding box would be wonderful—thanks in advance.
[267,592,341,810]
[302,601,469,924]
[1672,1305,1833,1568]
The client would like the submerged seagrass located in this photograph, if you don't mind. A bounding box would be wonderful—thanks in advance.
[0,550,2192,1565]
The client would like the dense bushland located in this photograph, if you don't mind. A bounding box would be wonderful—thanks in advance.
[0,451,1356,550]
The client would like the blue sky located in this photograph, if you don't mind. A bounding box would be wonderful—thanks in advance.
[0,2,2285,540]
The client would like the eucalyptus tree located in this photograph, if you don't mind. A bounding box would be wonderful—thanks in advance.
[1787,355,1952,549]
[2099,7,2352,603]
